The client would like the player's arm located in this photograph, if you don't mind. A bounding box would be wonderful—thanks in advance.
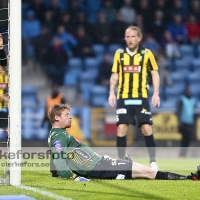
[108,50,120,107]
[109,73,119,94]
[108,72,118,107]
[147,49,160,107]
[151,70,160,97]
[151,70,160,107]
[110,49,120,93]
[52,135,76,179]
[52,136,89,181]
[53,151,76,179]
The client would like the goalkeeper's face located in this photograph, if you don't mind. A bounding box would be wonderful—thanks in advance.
[57,109,72,129]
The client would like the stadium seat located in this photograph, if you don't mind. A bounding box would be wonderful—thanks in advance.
[165,83,185,98]
[192,68,200,76]
[22,97,37,107]
[81,108,91,140]
[64,70,81,86]
[22,86,37,107]
[107,44,122,55]
[170,70,187,83]
[22,108,36,139]
[79,82,94,102]
[68,58,83,71]
[35,127,49,139]
[0,128,6,139]
[39,100,46,107]
[161,97,179,108]
[96,55,104,64]
[90,96,108,107]
[86,0,102,23]
[59,0,68,9]
[87,0,102,10]
[179,44,194,57]
[90,85,109,107]
[42,0,51,7]
[79,70,98,101]
[196,100,200,108]
[187,72,200,84]
[174,58,192,71]
[190,83,200,98]
[197,45,200,57]
[22,2,29,13]
[90,85,108,95]
[191,58,200,71]
[22,107,47,140]
[22,127,36,139]
[79,69,98,83]
[43,0,68,8]
[84,57,100,71]
[148,87,154,97]
[92,44,105,55]
[22,86,36,96]
[166,59,173,71]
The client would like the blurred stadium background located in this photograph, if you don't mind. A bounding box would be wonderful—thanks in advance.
[0,0,200,151]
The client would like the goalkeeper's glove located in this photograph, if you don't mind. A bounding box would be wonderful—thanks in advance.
[74,176,90,182]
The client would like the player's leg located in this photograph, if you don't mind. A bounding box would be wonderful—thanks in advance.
[116,99,134,159]
[84,156,200,180]
[132,162,157,179]
[140,124,158,169]
[132,161,190,180]
[88,158,191,180]
[135,99,158,170]
[117,124,128,159]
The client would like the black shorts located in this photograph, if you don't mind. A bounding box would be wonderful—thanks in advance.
[0,111,8,128]
[86,156,132,180]
[116,98,153,127]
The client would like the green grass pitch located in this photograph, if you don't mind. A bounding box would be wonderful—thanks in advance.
[0,158,200,200]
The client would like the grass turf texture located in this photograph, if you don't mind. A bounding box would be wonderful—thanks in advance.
[0,158,200,200]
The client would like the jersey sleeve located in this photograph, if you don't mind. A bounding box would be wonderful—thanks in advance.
[52,134,76,179]
[111,49,120,73]
[147,49,159,71]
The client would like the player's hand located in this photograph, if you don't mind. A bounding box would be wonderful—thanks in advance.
[152,94,160,107]
[74,176,90,182]
[108,93,116,108]
[0,34,3,50]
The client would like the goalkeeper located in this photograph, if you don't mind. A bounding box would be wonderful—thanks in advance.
[48,104,200,181]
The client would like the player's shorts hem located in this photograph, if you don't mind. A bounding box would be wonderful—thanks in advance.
[86,157,132,179]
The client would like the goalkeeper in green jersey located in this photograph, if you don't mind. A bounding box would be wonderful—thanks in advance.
[48,104,200,181]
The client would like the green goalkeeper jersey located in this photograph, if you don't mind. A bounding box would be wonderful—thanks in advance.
[48,128,102,179]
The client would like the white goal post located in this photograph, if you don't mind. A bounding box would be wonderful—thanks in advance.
[9,0,22,185]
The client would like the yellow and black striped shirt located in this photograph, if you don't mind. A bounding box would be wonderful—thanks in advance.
[0,70,8,109]
[112,47,158,99]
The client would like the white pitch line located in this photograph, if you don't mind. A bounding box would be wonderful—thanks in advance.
[16,185,72,200]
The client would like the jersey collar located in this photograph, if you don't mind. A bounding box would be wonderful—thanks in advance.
[126,46,143,56]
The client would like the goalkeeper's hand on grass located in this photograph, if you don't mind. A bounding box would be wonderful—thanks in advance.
[74,176,90,182]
